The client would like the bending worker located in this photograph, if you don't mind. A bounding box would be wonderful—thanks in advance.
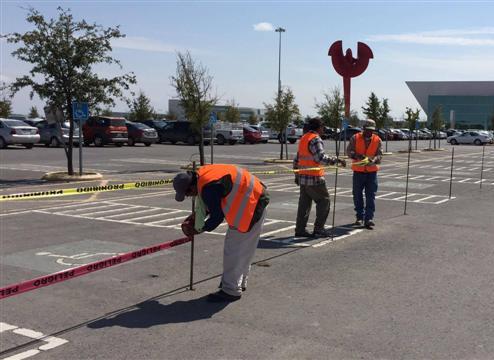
[346,119,383,229]
[172,164,269,303]
[294,117,345,238]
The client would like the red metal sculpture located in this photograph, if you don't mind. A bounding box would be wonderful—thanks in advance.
[328,41,374,118]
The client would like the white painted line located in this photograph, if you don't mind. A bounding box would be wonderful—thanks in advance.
[458,178,472,183]
[146,215,189,225]
[102,207,163,219]
[3,349,40,360]
[312,229,364,248]
[393,194,417,201]
[423,176,441,181]
[336,189,353,195]
[410,175,425,179]
[261,225,296,237]
[262,219,282,227]
[375,192,397,199]
[76,205,142,216]
[38,337,69,350]
[434,197,455,204]
[13,328,44,339]
[0,322,18,332]
[414,195,437,203]
[56,203,121,214]
[123,210,187,222]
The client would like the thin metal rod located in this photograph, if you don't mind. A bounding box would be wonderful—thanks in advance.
[403,136,412,215]
[331,127,342,241]
[79,119,83,175]
[480,145,485,189]
[211,126,214,164]
[189,161,196,290]
[385,131,388,153]
[449,147,455,199]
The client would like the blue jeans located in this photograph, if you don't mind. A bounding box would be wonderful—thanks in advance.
[352,172,378,221]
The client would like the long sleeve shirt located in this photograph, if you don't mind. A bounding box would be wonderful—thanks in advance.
[293,131,338,186]
[346,133,383,164]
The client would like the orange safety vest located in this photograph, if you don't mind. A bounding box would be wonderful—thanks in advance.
[197,164,264,233]
[352,133,380,173]
[297,132,324,177]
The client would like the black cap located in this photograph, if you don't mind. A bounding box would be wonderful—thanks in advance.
[173,172,193,202]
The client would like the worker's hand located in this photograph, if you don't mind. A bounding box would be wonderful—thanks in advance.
[181,214,199,237]
[338,159,347,167]
[366,157,375,166]
[354,154,365,161]
[294,175,300,186]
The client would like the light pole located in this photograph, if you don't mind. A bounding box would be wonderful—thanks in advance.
[275,27,287,159]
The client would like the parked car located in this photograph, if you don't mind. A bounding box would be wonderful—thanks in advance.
[249,124,269,143]
[390,128,408,140]
[126,121,158,146]
[82,116,128,147]
[447,131,493,145]
[0,118,40,149]
[338,127,362,140]
[278,125,303,144]
[159,120,210,145]
[141,119,169,143]
[207,122,244,145]
[32,120,83,147]
[259,122,279,140]
[242,125,262,144]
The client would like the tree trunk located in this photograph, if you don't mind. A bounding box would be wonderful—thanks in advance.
[279,139,283,160]
[66,98,74,175]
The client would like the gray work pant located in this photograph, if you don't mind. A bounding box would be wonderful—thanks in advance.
[295,183,330,233]
[221,209,267,297]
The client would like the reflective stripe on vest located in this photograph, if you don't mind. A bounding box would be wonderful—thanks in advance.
[297,132,324,177]
[197,164,263,233]
[351,133,380,173]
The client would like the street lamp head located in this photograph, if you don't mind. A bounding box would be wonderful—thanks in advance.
[275,27,286,33]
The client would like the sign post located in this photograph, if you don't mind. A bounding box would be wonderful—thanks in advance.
[209,112,218,164]
[342,119,349,157]
[72,102,89,175]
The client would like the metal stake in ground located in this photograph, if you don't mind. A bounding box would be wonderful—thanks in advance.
[189,161,196,290]
[403,135,413,215]
[330,131,342,241]
[449,147,455,199]
[480,145,485,189]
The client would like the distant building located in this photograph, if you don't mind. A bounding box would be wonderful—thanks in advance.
[407,81,494,129]
[168,99,266,123]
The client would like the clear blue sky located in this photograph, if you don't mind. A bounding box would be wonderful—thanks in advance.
[2,0,494,120]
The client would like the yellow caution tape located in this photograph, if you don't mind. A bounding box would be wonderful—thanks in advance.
[0,179,173,202]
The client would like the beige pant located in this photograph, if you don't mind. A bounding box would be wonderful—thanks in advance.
[221,210,267,296]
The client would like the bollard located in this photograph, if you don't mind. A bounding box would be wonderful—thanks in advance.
[480,145,485,189]
[449,148,455,199]
[189,161,196,290]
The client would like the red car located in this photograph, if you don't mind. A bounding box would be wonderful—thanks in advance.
[243,125,262,144]
[83,116,128,147]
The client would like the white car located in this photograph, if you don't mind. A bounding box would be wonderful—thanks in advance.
[447,131,492,145]
[0,118,40,149]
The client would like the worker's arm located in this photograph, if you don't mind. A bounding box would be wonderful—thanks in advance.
[200,183,225,232]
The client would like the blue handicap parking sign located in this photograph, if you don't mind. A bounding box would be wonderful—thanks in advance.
[209,112,218,125]
[72,102,89,121]
[343,120,349,130]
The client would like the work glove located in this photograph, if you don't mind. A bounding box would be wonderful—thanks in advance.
[337,159,347,167]
[181,214,199,237]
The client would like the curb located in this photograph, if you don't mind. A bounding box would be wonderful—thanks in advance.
[42,172,103,182]
[383,152,393,155]
[422,148,447,152]
[397,150,422,154]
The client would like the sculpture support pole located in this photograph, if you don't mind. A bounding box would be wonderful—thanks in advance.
[343,76,351,119]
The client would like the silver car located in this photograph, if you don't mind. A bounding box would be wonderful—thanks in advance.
[34,120,83,147]
[0,118,40,149]
[447,131,493,145]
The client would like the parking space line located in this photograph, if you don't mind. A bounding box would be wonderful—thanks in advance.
[458,178,473,183]
[145,215,189,225]
[56,203,121,214]
[75,205,143,216]
[414,195,437,203]
[261,225,296,237]
[375,192,398,199]
[103,207,164,219]
[123,210,187,222]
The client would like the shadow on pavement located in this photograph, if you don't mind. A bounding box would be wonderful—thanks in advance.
[0,179,47,189]
[87,296,228,329]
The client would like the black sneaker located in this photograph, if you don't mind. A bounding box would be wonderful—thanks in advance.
[295,230,314,238]
[364,220,375,229]
[354,219,364,227]
[207,290,241,303]
[313,228,332,238]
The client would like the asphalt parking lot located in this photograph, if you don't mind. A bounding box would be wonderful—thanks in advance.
[1,140,493,359]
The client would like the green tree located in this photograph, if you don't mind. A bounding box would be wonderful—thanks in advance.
[315,87,344,129]
[377,98,390,129]
[264,87,300,160]
[247,112,258,125]
[430,105,445,149]
[4,7,136,175]
[405,107,420,130]
[170,51,218,165]
[349,110,360,127]
[362,92,381,122]
[129,91,155,121]
[165,111,177,120]
[0,98,12,118]
[28,105,39,118]
[224,98,240,123]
